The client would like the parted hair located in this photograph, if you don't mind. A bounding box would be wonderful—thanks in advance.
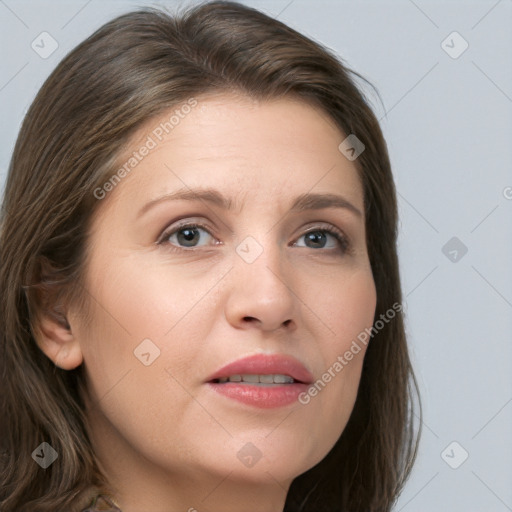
[0,2,420,510]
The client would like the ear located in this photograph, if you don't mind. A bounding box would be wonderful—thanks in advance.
[26,256,84,370]
[35,311,83,370]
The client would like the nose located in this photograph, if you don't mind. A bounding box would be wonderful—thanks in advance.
[224,239,297,333]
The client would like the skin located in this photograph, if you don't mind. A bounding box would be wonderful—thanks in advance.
[37,93,377,512]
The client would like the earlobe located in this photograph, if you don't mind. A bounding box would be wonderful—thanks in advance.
[35,313,84,370]
[55,341,83,370]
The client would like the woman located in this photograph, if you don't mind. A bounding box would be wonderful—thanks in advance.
[0,2,420,511]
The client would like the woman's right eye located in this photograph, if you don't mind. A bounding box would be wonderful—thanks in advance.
[160,223,216,249]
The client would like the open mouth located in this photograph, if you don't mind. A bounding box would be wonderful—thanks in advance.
[206,354,313,408]
[212,374,299,385]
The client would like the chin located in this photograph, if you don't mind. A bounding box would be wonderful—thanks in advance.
[195,431,334,485]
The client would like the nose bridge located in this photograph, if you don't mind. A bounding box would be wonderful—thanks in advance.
[234,232,285,286]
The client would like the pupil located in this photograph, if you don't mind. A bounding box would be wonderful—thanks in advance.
[178,228,199,246]
[306,231,326,248]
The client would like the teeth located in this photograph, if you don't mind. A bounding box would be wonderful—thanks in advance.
[217,374,295,384]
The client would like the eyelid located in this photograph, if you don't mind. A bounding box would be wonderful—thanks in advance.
[157,220,217,247]
[158,219,351,253]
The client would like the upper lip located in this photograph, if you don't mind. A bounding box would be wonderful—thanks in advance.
[206,353,314,384]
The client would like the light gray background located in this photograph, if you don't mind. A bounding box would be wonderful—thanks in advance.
[1,0,511,510]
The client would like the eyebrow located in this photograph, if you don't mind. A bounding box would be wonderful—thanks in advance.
[138,187,362,218]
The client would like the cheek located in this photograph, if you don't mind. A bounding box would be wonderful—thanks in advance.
[299,265,376,437]
[313,264,377,350]
[75,254,224,406]
[74,259,218,462]
[79,253,212,350]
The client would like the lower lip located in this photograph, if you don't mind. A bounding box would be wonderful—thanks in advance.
[207,382,309,408]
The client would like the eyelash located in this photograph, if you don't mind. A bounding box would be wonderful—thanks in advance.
[158,221,351,255]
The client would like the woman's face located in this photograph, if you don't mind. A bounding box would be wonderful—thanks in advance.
[69,93,376,506]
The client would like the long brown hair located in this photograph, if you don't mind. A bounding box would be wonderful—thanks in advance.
[0,2,420,510]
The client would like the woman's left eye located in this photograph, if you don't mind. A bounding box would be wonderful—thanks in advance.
[161,224,216,248]
[294,227,348,252]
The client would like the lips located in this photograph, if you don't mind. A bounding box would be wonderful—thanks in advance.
[206,354,314,409]
[206,353,314,385]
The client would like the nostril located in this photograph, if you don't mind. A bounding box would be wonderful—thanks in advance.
[240,317,293,329]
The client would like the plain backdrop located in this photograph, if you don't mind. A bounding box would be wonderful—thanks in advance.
[1,1,511,510]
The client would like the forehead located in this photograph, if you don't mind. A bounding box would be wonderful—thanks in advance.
[97,93,364,218]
